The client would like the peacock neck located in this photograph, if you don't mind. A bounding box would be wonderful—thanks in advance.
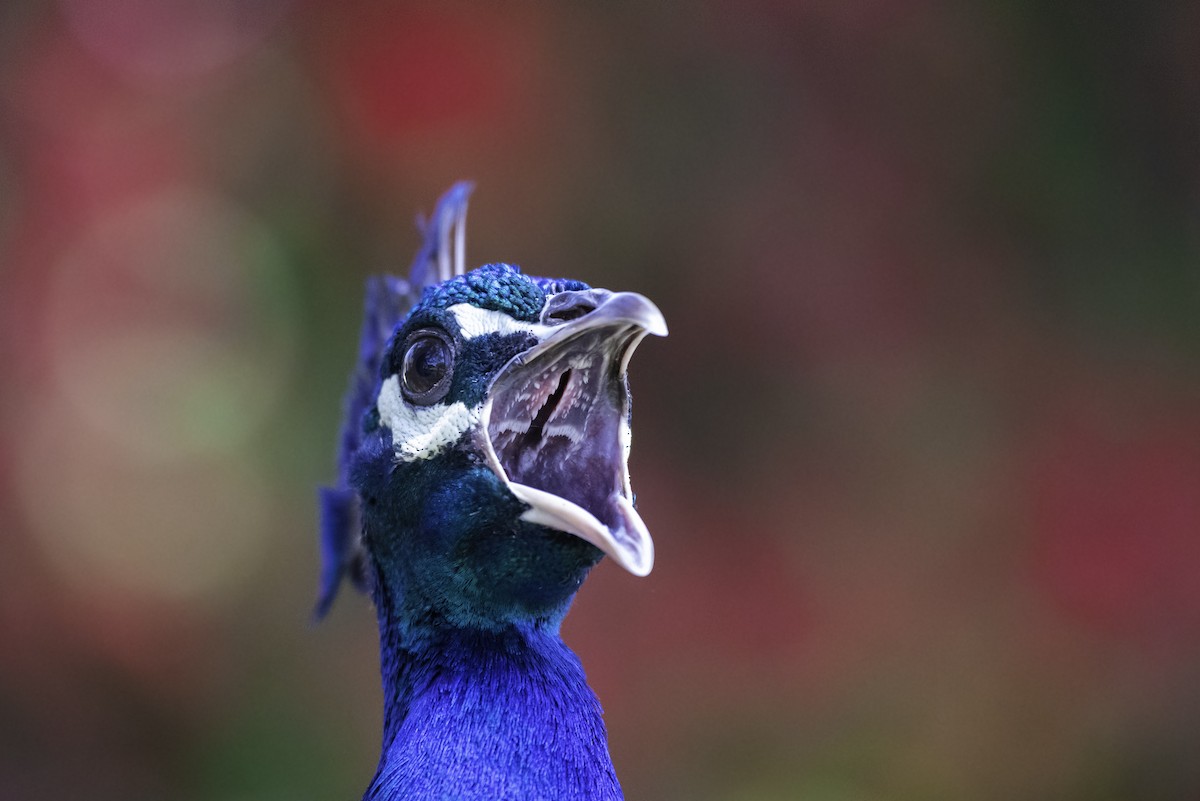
[367,611,623,801]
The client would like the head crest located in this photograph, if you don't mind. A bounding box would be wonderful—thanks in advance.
[315,181,475,618]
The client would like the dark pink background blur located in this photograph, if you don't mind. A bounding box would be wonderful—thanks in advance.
[3,1,1200,799]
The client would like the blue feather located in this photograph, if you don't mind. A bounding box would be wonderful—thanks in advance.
[368,625,620,800]
[317,183,475,617]
[317,183,665,800]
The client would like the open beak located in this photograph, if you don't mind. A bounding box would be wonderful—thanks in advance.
[479,290,667,576]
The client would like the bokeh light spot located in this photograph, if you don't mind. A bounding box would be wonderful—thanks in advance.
[44,187,299,463]
[15,393,273,603]
[60,0,292,88]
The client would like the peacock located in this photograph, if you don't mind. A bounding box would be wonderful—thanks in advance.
[317,182,666,800]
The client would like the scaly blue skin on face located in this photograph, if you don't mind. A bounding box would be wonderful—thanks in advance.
[319,185,663,801]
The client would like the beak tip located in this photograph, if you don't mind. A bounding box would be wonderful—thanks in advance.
[607,547,653,576]
[611,494,655,577]
[638,300,668,339]
[595,292,668,338]
[625,558,654,577]
[639,301,668,338]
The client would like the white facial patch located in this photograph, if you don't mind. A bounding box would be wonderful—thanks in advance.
[376,375,481,461]
[446,303,552,341]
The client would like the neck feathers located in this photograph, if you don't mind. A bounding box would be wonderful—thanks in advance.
[367,619,623,801]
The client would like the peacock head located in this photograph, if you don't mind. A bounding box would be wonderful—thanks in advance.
[320,184,666,629]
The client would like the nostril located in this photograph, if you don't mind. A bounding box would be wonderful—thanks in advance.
[543,290,608,325]
[547,302,595,322]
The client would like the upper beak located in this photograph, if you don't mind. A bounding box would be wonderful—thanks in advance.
[480,290,667,576]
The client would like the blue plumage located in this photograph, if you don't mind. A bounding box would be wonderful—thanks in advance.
[316,274,409,617]
[370,626,620,799]
[318,184,666,800]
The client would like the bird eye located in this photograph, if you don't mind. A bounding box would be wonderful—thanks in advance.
[399,329,454,405]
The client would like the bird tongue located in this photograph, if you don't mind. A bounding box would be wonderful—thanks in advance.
[482,300,663,576]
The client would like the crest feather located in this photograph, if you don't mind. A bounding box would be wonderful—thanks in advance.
[316,181,476,617]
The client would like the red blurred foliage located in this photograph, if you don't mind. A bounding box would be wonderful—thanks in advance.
[314,5,541,160]
[1029,410,1200,643]
[0,27,195,386]
[5,28,196,220]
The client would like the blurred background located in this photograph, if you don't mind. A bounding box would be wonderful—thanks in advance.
[2,1,1199,799]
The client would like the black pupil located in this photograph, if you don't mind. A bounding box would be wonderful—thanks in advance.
[402,336,449,395]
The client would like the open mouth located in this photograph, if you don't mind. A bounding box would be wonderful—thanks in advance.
[478,292,666,576]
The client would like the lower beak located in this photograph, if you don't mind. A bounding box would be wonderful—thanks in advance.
[479,291,667,576]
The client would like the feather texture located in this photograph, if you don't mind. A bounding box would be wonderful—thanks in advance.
[317,183,475,617]
[317,183,663,800]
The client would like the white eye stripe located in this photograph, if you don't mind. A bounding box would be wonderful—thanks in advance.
[376,303,549,462]
[446,303,552,341]
[377,375,481,461]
